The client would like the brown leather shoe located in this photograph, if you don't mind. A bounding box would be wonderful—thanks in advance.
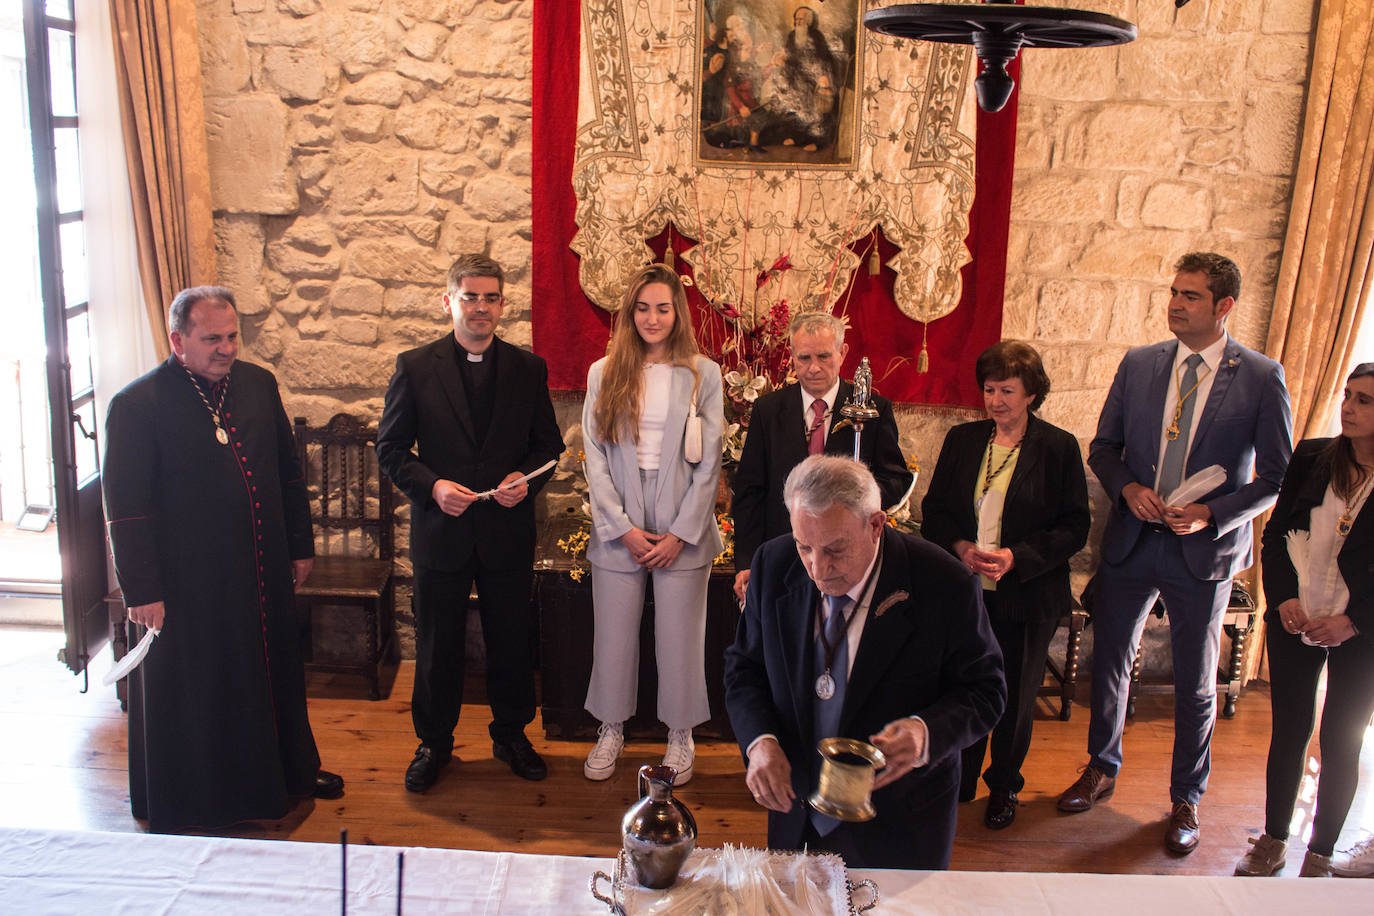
[1165,801,1200,854]
[1057,765,1115,813]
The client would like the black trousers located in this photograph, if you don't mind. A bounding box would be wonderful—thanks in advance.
[1263,612,1374,856]
[962,595,1060,795]
[411,562,537,749]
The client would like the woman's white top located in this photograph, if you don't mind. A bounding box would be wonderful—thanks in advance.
[636,363,673,470]
[1297,481,1371,619]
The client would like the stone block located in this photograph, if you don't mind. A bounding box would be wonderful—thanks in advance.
[292,113,334,148]
[331,277,385,315]
[232,0,266,11]
[332,150,420,214]
[325,14,391,78]
[265,231,341,279]
[1018,223,1090,272]
[438,210,493,254]
[344,240,447,284]
[1010,101,1052,171]
[297,151,329,183]
[395,100,455,150]
[205,95,299,214]
[1243,87,1304,176]
[275,293,313,317]
[1011,173,1115,225]
[198,16,251,96]
[1000,271,1036,340]
[338,104,390,142]
[1261,0,1318,34]
[403,21,450,60]
[479,78,534,104]
[297,316,330,337]
[384,317,450,346]
[1034,279,1114,342]
[1072,229,1177,278]
[1139,181,1212,230]
[262,47,330,102]
[501,318,532,349]
[384,285,444,318]
[239,13,319,47]
[1185,131,1239,169]
[342,72,418,107]
[397,0,452,22]
[335,316,380,345]
[1247,35,1311,83]
[294,280,330,301]
[1212,175,1292,237]
[280,340,396,390]
[405,220,443,246]
[214,214,268,315]
[461,173,530,222]
[1019,45,1117,102]
[1060,105,1179,171]
[277,0,320,16]
[396,56,451,88]
[1213,2,1264,33]
[1114,174,1147,228]
[1105,287,1154,343]
[1117,39,1244,103]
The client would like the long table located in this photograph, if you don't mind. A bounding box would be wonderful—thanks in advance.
[1,827,1369,914]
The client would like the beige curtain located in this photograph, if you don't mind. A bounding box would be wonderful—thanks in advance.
[1266,0,1374,434]
[108,0,218,356]
[1251,0,1374,680]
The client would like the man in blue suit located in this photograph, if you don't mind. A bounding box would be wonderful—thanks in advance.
[1058,252,1292,855]
[725,455,1004,869]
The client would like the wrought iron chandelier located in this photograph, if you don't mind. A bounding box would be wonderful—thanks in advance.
[864,2,1138,113]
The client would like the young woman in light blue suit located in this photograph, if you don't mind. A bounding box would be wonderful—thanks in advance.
[581,264,724,783]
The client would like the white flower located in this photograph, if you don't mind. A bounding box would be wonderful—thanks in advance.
[724,370,768,403]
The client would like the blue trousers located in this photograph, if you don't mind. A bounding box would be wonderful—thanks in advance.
[1087,527,1231,805]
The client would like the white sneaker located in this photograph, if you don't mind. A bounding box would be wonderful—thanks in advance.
[584,721,623,781]
[664,728,695,785]
[1332,834,1374,878]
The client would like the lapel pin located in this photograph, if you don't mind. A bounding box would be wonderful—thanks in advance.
[873,590,909,618]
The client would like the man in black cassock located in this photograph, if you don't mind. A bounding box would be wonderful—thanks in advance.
[102,286,343,832]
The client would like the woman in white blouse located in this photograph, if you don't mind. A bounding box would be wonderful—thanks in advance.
[580,264,724,784]
[1235,363,1374,878]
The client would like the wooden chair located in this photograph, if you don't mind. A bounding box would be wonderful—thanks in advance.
[1124,580,1258,719]
[293,414,396,699]
[1040,597,1089,720]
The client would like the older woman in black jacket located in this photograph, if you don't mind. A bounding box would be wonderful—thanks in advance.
[1234,363,1374,878]
[922,341,1090,829]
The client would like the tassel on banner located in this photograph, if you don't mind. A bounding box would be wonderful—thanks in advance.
[868,245,880,276]
[664,246,675,269]
[917,324,929,373]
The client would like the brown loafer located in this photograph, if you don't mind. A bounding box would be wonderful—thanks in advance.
[1057,765,1115,813]
[1165,801,1200,854]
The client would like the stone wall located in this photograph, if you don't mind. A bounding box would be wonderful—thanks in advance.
[194,0,1318,668]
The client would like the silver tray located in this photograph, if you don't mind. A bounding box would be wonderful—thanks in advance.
[590,847,879,915]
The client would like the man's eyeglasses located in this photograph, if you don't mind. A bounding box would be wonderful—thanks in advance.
[458,293,504,305]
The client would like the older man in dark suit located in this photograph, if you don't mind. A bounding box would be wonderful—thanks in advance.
[725,456,1004,869]
[377,253,564,791]
[1058,252,1292,855]
[731,312,912,602]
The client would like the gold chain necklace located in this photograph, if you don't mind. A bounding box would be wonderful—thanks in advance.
[1166,359,1211,441]
[1337,471,1373,537]
[979,431,1022,504]
[183,366,230,445]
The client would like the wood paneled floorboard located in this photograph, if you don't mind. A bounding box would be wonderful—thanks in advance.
[2,625,1370,878]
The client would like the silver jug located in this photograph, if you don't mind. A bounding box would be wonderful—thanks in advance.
[621,764,697,889]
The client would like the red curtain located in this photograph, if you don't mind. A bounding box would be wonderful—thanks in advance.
[532,4,1017,407]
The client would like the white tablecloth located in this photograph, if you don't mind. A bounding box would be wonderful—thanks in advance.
[1,827,1369,914]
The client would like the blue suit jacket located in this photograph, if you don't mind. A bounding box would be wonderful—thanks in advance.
[1089,336,1292,581]
[724,526,1005,869]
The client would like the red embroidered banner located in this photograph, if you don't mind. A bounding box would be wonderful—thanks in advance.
[532,3,1017,408]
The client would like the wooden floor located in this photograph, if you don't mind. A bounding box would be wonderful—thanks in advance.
[2,625,1371,878]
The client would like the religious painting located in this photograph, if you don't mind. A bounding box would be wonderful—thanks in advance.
[697,0,861,167]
